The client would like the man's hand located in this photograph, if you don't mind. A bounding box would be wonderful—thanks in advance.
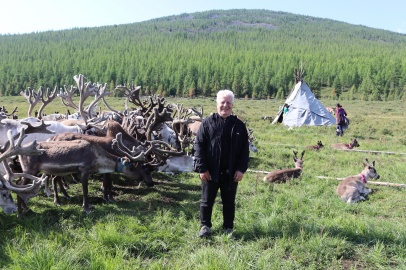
[200,171,211,182]
[234,171,244,182]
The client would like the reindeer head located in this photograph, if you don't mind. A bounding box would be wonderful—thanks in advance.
[351,138,360,148]
[317,141,324,149]
[293,150,305,169]
[363,158,380,180]
[0,189,17,214]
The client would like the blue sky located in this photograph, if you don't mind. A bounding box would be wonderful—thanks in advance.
[0,0,404,35]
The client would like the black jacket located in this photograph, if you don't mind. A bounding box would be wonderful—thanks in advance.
[194,113,250,182]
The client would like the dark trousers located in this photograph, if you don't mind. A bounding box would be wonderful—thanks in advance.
[200,173,238,229]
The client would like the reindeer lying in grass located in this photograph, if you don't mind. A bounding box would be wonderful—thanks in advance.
[305,141,323,151]
[336,158,379,203]
[331,138,359,150]
[263,151,305,183]
[326,107,335,115]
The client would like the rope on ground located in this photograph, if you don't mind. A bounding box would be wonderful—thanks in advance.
[335,149,406,155]
[258,143,406,155]
[259,143,300,147]
[315,176,405,187]
[246,170,406,188]
[247,169,271,174]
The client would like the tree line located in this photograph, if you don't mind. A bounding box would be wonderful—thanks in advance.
[1,9,406,101]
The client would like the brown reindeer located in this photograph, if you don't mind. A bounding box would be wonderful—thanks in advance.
[336,158,379,203]
[46,109,181,205]
[305,141,323,151]
[331,138,359,150]
[326,107,335,115]
[18,133,158,214]
[263,151,305,183]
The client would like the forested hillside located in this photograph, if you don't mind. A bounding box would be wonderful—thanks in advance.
[1,9,406,100]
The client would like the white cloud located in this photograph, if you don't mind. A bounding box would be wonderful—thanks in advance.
[397,28,403,33]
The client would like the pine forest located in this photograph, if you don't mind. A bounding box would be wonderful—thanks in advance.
[1,9,406,101]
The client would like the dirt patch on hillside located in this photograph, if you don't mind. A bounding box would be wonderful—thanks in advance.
[209,14,227,19]
[169,15,194,21]
[231,21,278,30]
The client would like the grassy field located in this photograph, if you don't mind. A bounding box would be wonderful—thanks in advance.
[1,95,406,269]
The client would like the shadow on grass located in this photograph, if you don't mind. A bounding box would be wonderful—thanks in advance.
[0,170,202,227]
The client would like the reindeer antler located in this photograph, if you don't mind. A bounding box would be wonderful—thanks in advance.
[0,129,47,200]
[21,120,55,135]
[0,122,54,153]
[112,133,147,163]
[58,85,79,110]
[364,158,375,167]
[4,106,18,117]
[37,86,58,118]
[74,74,98,124]
[20,87,43,117]
[145,108,173,141]
[300,150,305,160]
[86,82,114,118]
[115,83,142,111]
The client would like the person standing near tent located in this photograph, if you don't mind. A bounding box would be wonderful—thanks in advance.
[283,104,290,114]
[194,90,250,239]
[336,103,347,136]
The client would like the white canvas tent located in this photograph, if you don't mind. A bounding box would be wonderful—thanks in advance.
[272,81,336,127]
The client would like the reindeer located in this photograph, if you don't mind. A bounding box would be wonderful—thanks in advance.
[336,158,379,203]
[8,75,120,147]
[18,133,161,214]
[331,138,359,150]
[0,129,48,214]
[263,151,305,183]
[261,116,273,122]
[171,103,197,155]
[157,155,195,174]
[0,119,98,147]
[305,141,324,151]
[46,108,182,204]
[326,107,335,115]
[247,127,258,153]
[0,106,18,119]
[185,106,204,136]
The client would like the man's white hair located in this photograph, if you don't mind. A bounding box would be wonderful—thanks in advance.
[216,90,234,104]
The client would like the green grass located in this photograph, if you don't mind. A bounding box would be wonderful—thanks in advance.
[1,95,406,269]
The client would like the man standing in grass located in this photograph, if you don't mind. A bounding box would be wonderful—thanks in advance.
[194,90,250,239]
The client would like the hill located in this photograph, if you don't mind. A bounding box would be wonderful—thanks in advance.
[1,9,406,100]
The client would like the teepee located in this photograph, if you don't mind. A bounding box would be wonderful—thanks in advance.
[272,64,336,127]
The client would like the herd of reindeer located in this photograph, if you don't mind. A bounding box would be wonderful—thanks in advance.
[0,74,258,217]
[0,74,380,219]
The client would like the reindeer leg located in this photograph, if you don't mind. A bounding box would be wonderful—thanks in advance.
[361,188,372,196]
[103,173,115,202]
[346,189,361,203]
[102,174,109,202]
[81,171,93,213]
[57,176,71,200]
[52,176,63,206]
[16,177,33,218]
[44,175,53,197]
[60,176,70,190]
[70,174,80,183]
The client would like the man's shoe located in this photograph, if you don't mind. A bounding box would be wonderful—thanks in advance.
[199,225,211,238]
[225,228,237,240]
